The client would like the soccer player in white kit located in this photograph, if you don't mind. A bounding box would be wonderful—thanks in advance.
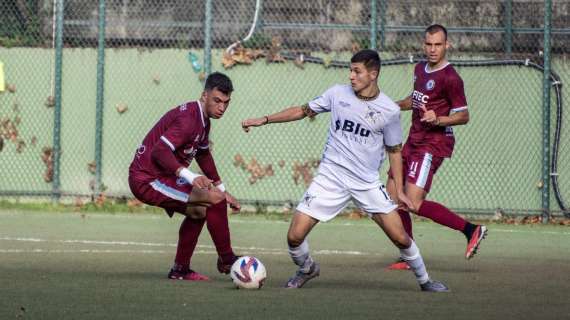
[241,50,448,292]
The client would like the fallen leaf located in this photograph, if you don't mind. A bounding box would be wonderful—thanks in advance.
[87,161,96,174]
[15,139,25,153]
[6,84,16,93]
[323,56,332,68]
[116,103,128,114]
[351,41,361,54]
[45,96,55,108]
[293,54,305,69]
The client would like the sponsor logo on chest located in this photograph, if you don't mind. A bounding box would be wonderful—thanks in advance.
[335,119,371,137]
[412,90,429,104]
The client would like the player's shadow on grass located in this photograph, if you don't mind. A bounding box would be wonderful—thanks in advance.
[298,278,416,292]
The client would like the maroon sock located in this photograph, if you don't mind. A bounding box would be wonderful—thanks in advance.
[398,209,413,239]
[417,200,467,232]
[174,216,206,268]
[206,200,235,263]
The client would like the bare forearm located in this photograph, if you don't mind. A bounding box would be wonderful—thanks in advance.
[265,106,307,124]
[195,149,221,183]
[435,110,469,126]
[397,96,412,111]
[387,150,405,195]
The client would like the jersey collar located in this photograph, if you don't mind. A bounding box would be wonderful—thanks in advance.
[196,100,207,128]
[424,61,450,73]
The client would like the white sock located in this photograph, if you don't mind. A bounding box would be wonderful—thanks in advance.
[400,240,429,284]
[288,240,313,273]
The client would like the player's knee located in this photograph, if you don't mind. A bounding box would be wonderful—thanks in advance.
[211,199,227,209]
[185,206,207,219]
[392,233,412,249]
[208,190,225,205]
[408,199,423,214]
[287,231,304,247]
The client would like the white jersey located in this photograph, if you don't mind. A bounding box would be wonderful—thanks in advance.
[308,84,402,188]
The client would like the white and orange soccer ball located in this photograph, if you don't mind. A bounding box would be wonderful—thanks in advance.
[230,256,267,289]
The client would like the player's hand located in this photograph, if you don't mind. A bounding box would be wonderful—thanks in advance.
[419,105,438,125]
[192,175,213,189]
[224,192,241,213]
[241,117,266,133]
[397,192,413,211]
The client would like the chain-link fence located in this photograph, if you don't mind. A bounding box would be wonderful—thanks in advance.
[1,0,568,218]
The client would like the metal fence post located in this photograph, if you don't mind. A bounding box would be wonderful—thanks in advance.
[255,0,264,31]
[94,0,106,197]
[503,0,512,55]
[379,0,386,49]
[51,0,64,202]
[542,0,552,222]
[370,0,377,49]
[204,0,213,76]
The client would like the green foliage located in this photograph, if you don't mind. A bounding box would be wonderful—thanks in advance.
[241,33,272,49]
[0,0,44,47]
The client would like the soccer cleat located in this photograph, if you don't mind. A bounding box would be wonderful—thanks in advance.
[217,255,240,274]
[420,279,450,292]
[387,258,411,270]
[465,225,488,259]
[168,268,210,281]
[284,261,320,289]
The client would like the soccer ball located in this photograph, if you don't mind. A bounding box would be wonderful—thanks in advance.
[230,256,267,289]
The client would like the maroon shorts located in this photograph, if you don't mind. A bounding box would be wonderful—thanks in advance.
[128,174,193,217]
[388,151,444,193]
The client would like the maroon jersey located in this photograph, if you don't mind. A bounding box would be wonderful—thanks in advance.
[129,101,210,182]
[403,62,467,158]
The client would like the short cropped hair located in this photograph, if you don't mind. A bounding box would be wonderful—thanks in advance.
[350,49,381,73]
[425,24,448,40]
[205,72,233,95]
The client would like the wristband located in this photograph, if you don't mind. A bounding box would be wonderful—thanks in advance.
[216,182,226,192]
[264,116,269,125]
[178,168,201,184]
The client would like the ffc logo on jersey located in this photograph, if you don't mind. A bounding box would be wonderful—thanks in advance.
[303,192,316,207]
[412,90,429,104]
[426,80,435,90]
[335,119,371,137]
[364,106,384,125]
[135,145,146,159]
[176,177,189,185]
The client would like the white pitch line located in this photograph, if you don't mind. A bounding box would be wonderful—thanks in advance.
[0,249,285,255]
[490,228,570,235]
[0,236,377,256]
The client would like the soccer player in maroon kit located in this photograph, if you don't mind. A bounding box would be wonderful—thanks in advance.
[387,24,487,269]
[128,72,241,280]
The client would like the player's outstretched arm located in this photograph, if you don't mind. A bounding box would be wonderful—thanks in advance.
[396,96,413,111]
[386,144,413,210]
[241,105,314,132]
[224,191,241,212]
[420,105,469,126]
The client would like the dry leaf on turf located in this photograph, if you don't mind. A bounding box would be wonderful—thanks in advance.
[116,103,128,114]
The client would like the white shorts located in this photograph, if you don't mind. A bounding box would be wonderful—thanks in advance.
[296,164,397,222]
